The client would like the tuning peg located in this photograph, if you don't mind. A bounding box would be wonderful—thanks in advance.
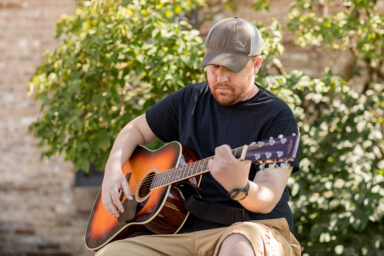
[269,162,277,168]
[254,153,261,161]
[277,151,284,158]
[280,161,290,169]
[278,134,284,139]
[269,137,276,145]
[265,152,272,159]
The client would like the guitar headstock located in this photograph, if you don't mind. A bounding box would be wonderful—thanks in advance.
[243,133,300,168]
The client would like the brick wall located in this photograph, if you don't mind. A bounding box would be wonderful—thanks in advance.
[0,1,94,255]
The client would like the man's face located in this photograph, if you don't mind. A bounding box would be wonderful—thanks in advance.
[206,58,260,106]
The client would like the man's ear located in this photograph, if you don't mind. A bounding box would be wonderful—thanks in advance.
[254,55,263,73]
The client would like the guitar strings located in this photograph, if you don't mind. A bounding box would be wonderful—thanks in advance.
[135,139,289,192]
[136,140,287,191]
[138,158,211,190]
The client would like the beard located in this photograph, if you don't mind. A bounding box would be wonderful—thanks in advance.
[209,83,239,106]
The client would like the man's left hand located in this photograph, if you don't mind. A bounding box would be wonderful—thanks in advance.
[208,144,251,192]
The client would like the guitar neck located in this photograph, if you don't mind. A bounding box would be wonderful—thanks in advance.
[150,134,299,190]
[150,147,245,190]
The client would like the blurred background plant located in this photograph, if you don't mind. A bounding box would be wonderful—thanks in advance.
[29,0,205,170]
[28,0,384,255]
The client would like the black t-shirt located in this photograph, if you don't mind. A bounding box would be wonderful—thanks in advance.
[146,82,299,232]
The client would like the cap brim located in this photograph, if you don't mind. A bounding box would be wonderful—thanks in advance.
[201,50,250,73]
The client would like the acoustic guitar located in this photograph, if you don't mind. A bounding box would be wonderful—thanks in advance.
[85,134,299,251]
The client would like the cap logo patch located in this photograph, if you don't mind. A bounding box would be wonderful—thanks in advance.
[235,41,246,52]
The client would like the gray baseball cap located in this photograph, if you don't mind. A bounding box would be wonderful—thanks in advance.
[201,17,263,73]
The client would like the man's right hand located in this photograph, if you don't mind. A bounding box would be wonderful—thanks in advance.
[100,114,157,218]
[101,168,132,218]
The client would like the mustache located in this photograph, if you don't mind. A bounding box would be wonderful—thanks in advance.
[212,83,232,88]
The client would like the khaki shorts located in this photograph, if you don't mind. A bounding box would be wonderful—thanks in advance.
[95,218,301,256]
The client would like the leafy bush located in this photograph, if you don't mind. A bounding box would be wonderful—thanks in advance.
[29,0,205,170]
[262,71,384,255]
[283,1,384,254]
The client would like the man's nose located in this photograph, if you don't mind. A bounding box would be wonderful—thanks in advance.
[216,67,229,82]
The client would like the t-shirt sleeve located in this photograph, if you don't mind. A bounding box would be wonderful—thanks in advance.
[259,107,300,173]
[145,88,186,142]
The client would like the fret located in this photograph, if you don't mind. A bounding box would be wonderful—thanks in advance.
[201,159,208,171]
[167,169,171,183]
[188,163,193,177]
[199,160,204,172]
[177,166,182,181]
[184,167,188,180]
[198,160,203,172]
[170,169,174,183]
[187,162,193,177]
[152,174,158,189]
[162,171,167,186]
[158,173,163,187]
[174,168,178,182]
[161,172,165,187]
[232,148,237,158]
[153,172,160,188]
[192,161,197,175]
[183,165,188,179]
[197,160,203,173]
[161,170,167,187]
[186,162,190,177]
[196,160,202,174]
[194,160,200,176]
[153,172,159,188]
[150,175,155,189]
[233,146,242,159]
[233,148,238,158]
[178,166,184,180]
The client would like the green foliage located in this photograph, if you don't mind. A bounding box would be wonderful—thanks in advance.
[289,0,384,56]
[257,19,285,63]
[280,0,384,254]
[29,0,205,170]
[252,0,270,12]
[263,71,384,255]
[249,0,384,254]
[288,0,384,85]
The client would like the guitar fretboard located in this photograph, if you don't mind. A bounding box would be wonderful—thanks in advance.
[150,147,244,190]
[149,134,298,190]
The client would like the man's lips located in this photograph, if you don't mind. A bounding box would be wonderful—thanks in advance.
[214,85,232,92]
[216,88,231,92]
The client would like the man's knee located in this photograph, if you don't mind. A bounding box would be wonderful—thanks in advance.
[218,233,255,256]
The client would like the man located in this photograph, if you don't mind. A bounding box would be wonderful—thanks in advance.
[97,17,301,255]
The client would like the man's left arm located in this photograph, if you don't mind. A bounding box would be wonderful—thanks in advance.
[208,144,292,214]
[241,165,292,213]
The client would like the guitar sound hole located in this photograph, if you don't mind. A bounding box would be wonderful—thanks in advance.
[138,172,155,198]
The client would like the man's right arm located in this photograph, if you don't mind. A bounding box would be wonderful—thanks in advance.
[101,114,157,218]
